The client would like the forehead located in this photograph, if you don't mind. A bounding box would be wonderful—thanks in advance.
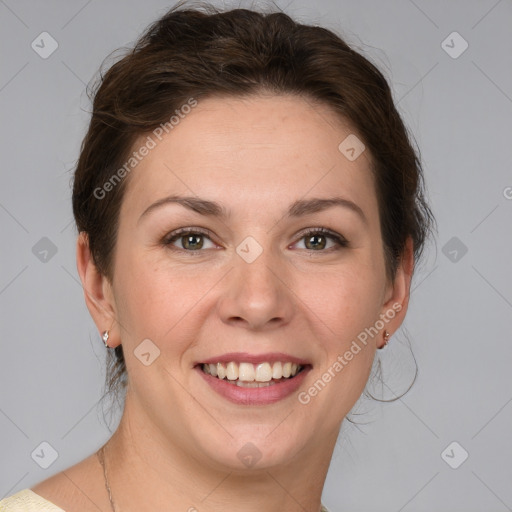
[121,94,377,222]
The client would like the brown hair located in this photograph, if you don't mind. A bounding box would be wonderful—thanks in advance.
[72,0,436,414]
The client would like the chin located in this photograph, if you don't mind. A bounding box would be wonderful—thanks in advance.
[197,429,306,473]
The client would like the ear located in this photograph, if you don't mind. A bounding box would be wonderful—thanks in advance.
[378,236,415,348]
[76,232,120,348]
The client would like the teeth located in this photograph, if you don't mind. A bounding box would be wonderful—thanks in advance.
[235,380,277,388]
[272,361,283,379]
[226,361,238,381]
[201,361,304,382]
[238,362,255,382]
[255,362,272,382]
[216,363,226,380]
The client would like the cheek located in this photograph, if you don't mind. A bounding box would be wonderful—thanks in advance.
[298,265,383,338]
[112,249,168,337]
[113,249,211,342]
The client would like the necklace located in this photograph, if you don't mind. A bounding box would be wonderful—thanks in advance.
[97,445,329,512]
[97,445,117,512]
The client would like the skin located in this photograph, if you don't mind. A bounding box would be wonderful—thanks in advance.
[33,94,413,512]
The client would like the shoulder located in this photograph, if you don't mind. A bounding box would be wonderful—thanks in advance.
[0,489,64,511]
[2,451,109,512]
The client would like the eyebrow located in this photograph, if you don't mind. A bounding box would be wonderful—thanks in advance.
[138,194,368,226]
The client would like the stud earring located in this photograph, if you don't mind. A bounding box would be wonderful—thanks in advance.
[379,330,391,350]
[102,330,110,348]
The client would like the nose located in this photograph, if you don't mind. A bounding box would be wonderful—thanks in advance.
[216,243,295,330]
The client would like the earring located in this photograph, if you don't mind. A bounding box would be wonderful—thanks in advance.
[102,330,110,348]
[379,330,390,350]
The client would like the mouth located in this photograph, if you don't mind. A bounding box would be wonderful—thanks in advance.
[196,361,310,388]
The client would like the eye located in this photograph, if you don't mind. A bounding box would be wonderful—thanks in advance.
[163,228,217,252]
[162,227,348,254]
[293,228,348,252]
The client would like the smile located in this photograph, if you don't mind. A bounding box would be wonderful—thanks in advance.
[195,361,312,405]
[201,361,305,387]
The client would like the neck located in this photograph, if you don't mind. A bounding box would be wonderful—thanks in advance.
[102,392,336,512]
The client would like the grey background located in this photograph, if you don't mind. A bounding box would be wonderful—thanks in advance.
[1,0,511,510]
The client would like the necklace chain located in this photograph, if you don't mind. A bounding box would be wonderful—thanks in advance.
[97,445,117,512]
[97,444,328,512]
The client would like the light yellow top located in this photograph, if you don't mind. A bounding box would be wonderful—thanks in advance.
[0,488,330,511]
[0,489,65,511]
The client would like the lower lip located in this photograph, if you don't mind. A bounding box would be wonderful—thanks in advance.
[195,365,311,405]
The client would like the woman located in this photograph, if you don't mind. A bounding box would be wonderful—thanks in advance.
[0,1,435,511]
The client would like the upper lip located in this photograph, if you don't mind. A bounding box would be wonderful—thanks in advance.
[196,352,312,366]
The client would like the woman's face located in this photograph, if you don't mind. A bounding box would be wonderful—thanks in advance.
[84,94,411,471]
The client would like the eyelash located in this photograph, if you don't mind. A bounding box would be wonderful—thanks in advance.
[162,227,348,254]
